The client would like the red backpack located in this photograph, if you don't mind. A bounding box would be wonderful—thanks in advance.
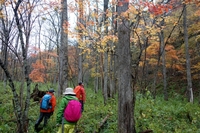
[64,100,82,122]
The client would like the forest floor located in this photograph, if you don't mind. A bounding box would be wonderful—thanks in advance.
[1,83,200,133]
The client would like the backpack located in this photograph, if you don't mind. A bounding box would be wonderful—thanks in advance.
[64,100,82,122]
[40,94,52,110]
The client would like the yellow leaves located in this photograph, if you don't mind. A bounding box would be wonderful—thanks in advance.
[121,11,129,19]
[120,6,138,20]
[128,5,138,14]
[0,10,4,18]
[90,67,101,77]
[192,62,200,70]
[91,12,98,18]
[188,21,200,35]
[106,11,112,18]
[173,22,178,26]
[83,62,89,69]
[0,0,5,6]
[101,35,118,49]
[146,42,159,56]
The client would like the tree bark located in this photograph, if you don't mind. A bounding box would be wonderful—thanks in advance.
[13,1,32,132]
[160,19,168,101]
[77,0,84,83]
[59,0,69,95]
[183,4,193,103]
[116,1,136,133]
[103,0,109,104]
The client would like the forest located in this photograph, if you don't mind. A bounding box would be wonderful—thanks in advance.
[0,0,200,133]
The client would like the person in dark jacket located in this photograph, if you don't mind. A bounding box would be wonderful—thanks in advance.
[35,88,56,131]
[56,88,79,133]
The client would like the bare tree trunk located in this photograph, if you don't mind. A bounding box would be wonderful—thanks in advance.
[78,47,83,83]
[100,52,104,93]
[0,59,23,132]
[103,51,108,103]
[183,4,193,103]
[59,0,69,95]
[116,1,136,132]
[141,40,148,94]
[13,1,32,131]
[161,33,168,101]
[77,0,84,83]
[152,55,160,99]
[159,19,168,101]
[103,0,109,104]
[95,55,99,93]
[109,51,114,98]
[109,3,117,98]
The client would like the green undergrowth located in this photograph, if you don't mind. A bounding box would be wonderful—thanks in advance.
[1,82,200,133]
[135,93,200,133]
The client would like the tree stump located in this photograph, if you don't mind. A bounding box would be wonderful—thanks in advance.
[30,84,47,101]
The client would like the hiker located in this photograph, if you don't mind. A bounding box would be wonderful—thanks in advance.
[74,82,86,112]
[56,87,81,133]
[34,88,56,131]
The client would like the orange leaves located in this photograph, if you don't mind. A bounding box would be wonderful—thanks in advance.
[29,49,58,83]
[194,9,200,16]
[86,20,95,26]
[145,42,179,68]
[145,2,173,16]
[146,42,160,57]
[32,60,45,69]
[29,60,46,83]
[184,0,200,5]
[165,45,179,61]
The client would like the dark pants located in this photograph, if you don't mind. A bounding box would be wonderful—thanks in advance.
[35,112,52,129]
[79,100,84,112]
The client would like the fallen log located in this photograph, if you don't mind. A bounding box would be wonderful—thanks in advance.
[93,114,110,133]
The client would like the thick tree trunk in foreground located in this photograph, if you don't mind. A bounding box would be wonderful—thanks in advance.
[116,1,136,133]
[59,0,69,95]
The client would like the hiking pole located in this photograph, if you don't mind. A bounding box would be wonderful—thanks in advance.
[62,117,64,133]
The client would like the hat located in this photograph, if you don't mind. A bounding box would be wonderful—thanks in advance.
[63,88,76,95]
[78,82,82,85]
[49,88,55,93]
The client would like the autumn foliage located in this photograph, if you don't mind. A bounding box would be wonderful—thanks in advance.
[23,0,200,92]
[29,60,46,83]
[29,50,58,83]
